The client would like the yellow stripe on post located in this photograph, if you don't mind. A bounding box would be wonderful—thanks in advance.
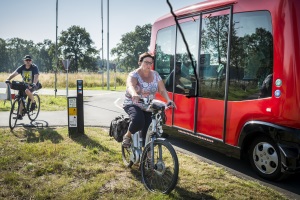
[69,108,77,116]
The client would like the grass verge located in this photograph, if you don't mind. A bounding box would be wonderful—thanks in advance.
[0,127,287,200]
[0,95,67,112]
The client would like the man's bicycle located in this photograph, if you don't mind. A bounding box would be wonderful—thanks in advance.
[121,98,179,194]
[6,81,41,130]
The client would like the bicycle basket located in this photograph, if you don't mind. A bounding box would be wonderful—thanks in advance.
[11,81,26,91]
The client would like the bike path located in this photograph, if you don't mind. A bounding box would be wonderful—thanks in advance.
[0,89,126,128]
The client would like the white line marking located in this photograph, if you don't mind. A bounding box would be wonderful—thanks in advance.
[114,98,123,110]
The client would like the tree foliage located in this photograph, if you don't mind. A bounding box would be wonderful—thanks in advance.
[59,25,98,72]
[0,39,9,72]
[111,24,152,71]
[0,24,151,73]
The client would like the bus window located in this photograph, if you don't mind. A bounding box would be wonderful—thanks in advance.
[200,13,229,100]
[199,11,273,100]
[229,11,273,100]
[175,18,199,94]
[155,26,176,83]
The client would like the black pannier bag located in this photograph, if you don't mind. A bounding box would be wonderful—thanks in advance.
[109,115,130,142]
[11,81,27,91]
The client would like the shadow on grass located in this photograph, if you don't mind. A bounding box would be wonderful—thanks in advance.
[13,119,49,129]
[70,133,111,153]
[171,185,216,200]
[129,166,215,199]
[12,127,64,144]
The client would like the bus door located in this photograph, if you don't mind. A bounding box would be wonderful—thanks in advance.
[172,16,200,132]
[196,8,232,141]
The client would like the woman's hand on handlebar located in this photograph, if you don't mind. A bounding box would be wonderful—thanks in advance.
[167,100,176,109]
[132,93,140,104]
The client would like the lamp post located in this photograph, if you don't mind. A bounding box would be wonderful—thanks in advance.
[101,0,104,89]
[106,0,110,90]
[55,0,58,97]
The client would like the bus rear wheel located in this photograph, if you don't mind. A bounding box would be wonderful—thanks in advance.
[249,136,284,181]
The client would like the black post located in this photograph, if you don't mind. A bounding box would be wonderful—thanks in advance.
[77,80,84,134]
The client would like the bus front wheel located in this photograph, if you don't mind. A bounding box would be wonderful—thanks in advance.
[249,136,284,181]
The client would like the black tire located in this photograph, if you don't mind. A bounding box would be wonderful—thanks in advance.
[121,145,134,168]
[249,136,284,181]
[9,100,20,130]
[141,139,179,194]
[28,94,40,121]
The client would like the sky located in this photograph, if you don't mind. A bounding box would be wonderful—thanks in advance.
[0,0,203,59]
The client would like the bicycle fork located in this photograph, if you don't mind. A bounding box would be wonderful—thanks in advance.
[17,97,27,117]
[131,131,143,164]
[147,114,158,169]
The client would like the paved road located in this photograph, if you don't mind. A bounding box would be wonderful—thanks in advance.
[0,89,126,128]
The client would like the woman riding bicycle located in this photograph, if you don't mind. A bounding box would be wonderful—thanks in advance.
[5,55,40,120]
[122,52,176,148]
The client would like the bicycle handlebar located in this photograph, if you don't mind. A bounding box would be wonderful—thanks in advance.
[5,80,35,89]
[136,96,175,113]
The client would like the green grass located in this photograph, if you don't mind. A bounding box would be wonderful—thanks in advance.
[0,127,288,200]
[0,95,67,112]
[66,85,127,91]
[0,72,128,89]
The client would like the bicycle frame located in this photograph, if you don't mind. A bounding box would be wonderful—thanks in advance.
[17,90,34,112]
[129,100,166,164]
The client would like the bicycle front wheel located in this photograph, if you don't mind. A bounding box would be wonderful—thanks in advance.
[28,94,40,121]
[9,99,20,130]
[141,139,179,194]
[121,144,134,168]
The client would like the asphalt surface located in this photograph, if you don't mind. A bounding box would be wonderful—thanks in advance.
[0,89,126,128]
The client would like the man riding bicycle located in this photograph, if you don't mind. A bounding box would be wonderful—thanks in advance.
[6,55,40,119]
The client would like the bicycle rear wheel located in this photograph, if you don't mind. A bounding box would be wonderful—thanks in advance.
[141,139,179,194]
[9,100,20,130]
[28,93,40,121]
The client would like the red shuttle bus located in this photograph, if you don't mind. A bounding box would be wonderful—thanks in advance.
[150,0,300,180]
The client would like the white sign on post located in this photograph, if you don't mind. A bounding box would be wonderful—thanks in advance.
[62,59,71,96]
[68,98,76,107]
[69,116,77,127]
[62,59,71,70]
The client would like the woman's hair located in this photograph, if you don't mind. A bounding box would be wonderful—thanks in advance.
[138,52,154,65]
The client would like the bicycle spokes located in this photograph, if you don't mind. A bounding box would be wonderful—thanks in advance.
[141,140,179,194]
[28,94,40,121]
[9,100,20,130]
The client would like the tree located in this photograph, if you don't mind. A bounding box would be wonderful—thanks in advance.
[0,39,9,72]
[35,40,55,72]
[111,24,152,71]
[5,38,36,72]
[59,25,98,72]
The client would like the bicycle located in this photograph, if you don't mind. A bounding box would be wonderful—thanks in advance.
[6,81,41,130]
[121,98,179,194]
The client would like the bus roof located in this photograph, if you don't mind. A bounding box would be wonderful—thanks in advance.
[155,0,237,23]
